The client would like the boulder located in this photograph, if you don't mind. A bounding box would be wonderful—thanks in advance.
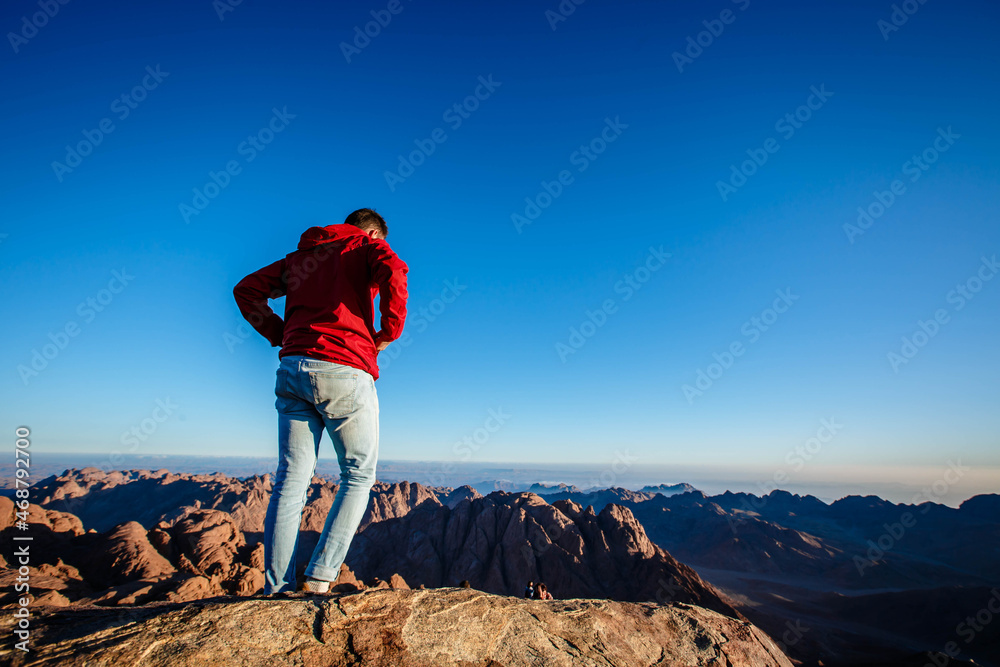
[0,588,792,666]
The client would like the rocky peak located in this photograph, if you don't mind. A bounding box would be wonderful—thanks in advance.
[346,491,742,619]
[0,588,792,666]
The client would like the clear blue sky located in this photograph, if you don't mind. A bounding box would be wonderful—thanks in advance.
[2,0,998,493]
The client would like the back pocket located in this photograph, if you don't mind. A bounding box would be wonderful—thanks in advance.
[309,371,358,419]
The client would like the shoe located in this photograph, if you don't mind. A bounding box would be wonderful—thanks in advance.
[299,578,331,593]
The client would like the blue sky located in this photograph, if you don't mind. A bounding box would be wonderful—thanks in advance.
[2,0,998,498]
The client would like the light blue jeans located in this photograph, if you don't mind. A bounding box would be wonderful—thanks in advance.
[263,355,379,594]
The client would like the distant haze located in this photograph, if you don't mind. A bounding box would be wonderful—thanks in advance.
[9,453,997,508]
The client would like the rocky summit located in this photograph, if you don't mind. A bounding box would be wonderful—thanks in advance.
[0,587,792,667]
[13,467,998,664]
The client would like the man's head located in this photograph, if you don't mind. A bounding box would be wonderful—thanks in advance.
[344,208,388,240]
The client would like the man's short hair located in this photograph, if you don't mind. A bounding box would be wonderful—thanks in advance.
[344,208,388,238]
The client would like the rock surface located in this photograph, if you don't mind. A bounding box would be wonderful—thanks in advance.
[24,468,999,665]
[0,587,792,667]
[33,469,463,537]
[346,491,740,619]
[12,472,741,621]
[86,520,176,587]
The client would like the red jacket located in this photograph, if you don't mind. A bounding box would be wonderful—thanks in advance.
[233,224,408,379]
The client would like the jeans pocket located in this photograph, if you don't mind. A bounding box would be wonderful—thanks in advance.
[275,368,293,398]
[274,368,296,412]
[310,371,358,419]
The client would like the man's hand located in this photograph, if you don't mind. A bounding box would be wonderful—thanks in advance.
[374,331,391,353]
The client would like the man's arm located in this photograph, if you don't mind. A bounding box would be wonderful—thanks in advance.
[368,239,408,348]
[233,258,287,347]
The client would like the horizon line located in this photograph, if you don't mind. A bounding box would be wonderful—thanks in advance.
[14,453,996,508]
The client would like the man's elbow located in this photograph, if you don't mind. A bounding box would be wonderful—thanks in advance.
[380,319,406,342]
[233,279,253,305]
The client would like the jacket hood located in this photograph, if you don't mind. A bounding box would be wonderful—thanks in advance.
[297,223,368,250]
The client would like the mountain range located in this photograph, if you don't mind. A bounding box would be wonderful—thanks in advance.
[1,467,996,666]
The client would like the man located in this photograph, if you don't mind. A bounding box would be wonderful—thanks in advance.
[233,208,408,594]
[533,582,553,600]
